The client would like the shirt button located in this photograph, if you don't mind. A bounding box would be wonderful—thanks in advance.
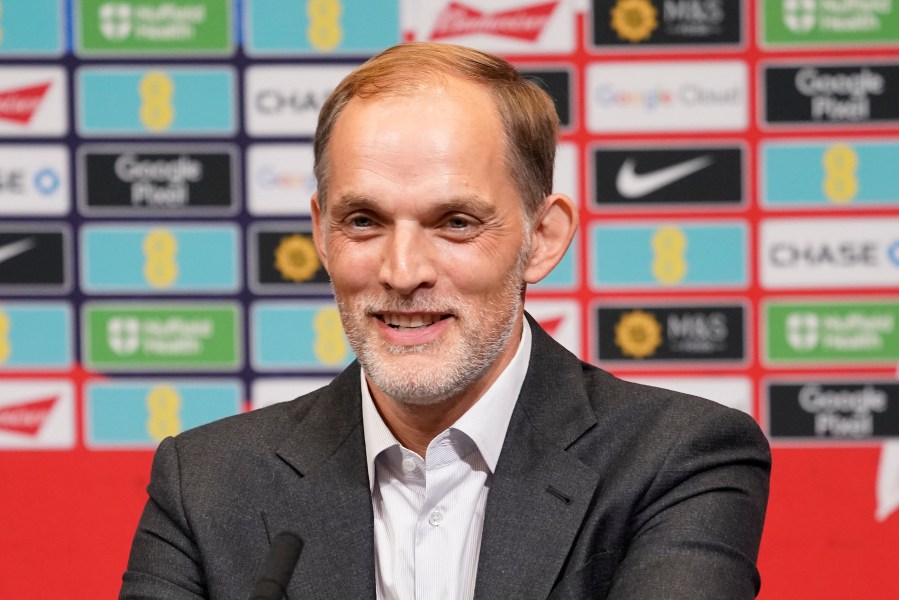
[401,458,417,473]
[429,511,443,526]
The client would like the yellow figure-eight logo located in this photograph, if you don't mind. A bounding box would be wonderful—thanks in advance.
[651,226,688,285]
[146,385,182,442]
[822,144,859,204]
[143,228,179,289]
[314,307,348,366]
[139,71,175,132]
[0,309,10,364]
[307,0,343,51]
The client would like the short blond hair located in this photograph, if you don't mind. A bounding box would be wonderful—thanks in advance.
[312,42,559,220]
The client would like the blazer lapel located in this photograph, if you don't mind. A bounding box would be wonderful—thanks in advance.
[262,364,377,600]
[474,316,601,600]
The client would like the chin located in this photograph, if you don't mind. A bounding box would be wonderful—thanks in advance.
[359,333,500,406]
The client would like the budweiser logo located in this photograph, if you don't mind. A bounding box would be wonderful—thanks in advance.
[0,82,52,125]
[430,1,558,41]
[0,396,57,436]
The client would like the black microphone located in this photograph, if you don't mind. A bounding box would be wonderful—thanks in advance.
[248,532,304,600]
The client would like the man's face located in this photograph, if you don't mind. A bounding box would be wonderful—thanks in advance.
[312,78,533,406]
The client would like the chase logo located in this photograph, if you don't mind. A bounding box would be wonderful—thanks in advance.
[762,139,899,207]
[590,222,747,289]
[80,223,240,294]
[85,379,242,449]
[77,66,236,136]
[0,0,63,56]
[251,301,354,372]
[245,65,355,137]
[761,217,899,288]
[0,303,72,370]
[245,0,400,55]
[0,145,69,215]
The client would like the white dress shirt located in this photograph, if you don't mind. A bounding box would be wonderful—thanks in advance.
[361,321,532,600]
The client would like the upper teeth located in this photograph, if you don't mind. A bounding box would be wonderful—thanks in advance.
[383,313,441,328]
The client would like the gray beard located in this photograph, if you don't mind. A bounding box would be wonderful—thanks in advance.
[358,296,520,406]
[335,242,529,407]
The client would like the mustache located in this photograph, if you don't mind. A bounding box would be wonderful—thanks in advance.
[330,286,468,315]
[357,294,468,315]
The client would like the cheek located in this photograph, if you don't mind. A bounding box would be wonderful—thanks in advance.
[443,233,524,276]
[324,241,375,290]
[439,250,518,296]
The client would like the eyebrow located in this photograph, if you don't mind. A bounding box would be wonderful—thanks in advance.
[331,192,499,217]
[328,193,379,215]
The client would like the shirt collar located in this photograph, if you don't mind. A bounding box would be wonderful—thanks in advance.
[361,319,532,490]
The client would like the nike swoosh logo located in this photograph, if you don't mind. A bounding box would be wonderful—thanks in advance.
[0,237,37,265]
[616,155,715,199]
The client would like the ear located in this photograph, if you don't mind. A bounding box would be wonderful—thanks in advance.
[310,191,329,272]
[523,193,578,284]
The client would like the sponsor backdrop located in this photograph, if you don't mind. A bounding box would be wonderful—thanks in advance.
[0,0,897,597]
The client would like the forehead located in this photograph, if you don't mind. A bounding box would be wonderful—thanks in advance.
[335,78,501,146]
[345,74,499,117]
[326,78,512,197]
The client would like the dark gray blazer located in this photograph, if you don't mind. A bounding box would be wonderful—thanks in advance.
[120,318,771,599]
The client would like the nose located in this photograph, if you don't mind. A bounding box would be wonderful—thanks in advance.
[378,224,437,296]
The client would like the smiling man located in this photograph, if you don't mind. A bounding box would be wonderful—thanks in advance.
[121,43,770,600]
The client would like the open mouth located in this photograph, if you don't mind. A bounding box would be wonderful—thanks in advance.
[377,313,452,330]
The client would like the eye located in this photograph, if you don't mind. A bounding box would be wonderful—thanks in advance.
[350,215,373,228]
[447,217,471,229]
[439,214,481,240]
[339,212,380,238]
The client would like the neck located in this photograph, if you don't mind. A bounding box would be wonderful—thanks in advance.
[368,389,478,457]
